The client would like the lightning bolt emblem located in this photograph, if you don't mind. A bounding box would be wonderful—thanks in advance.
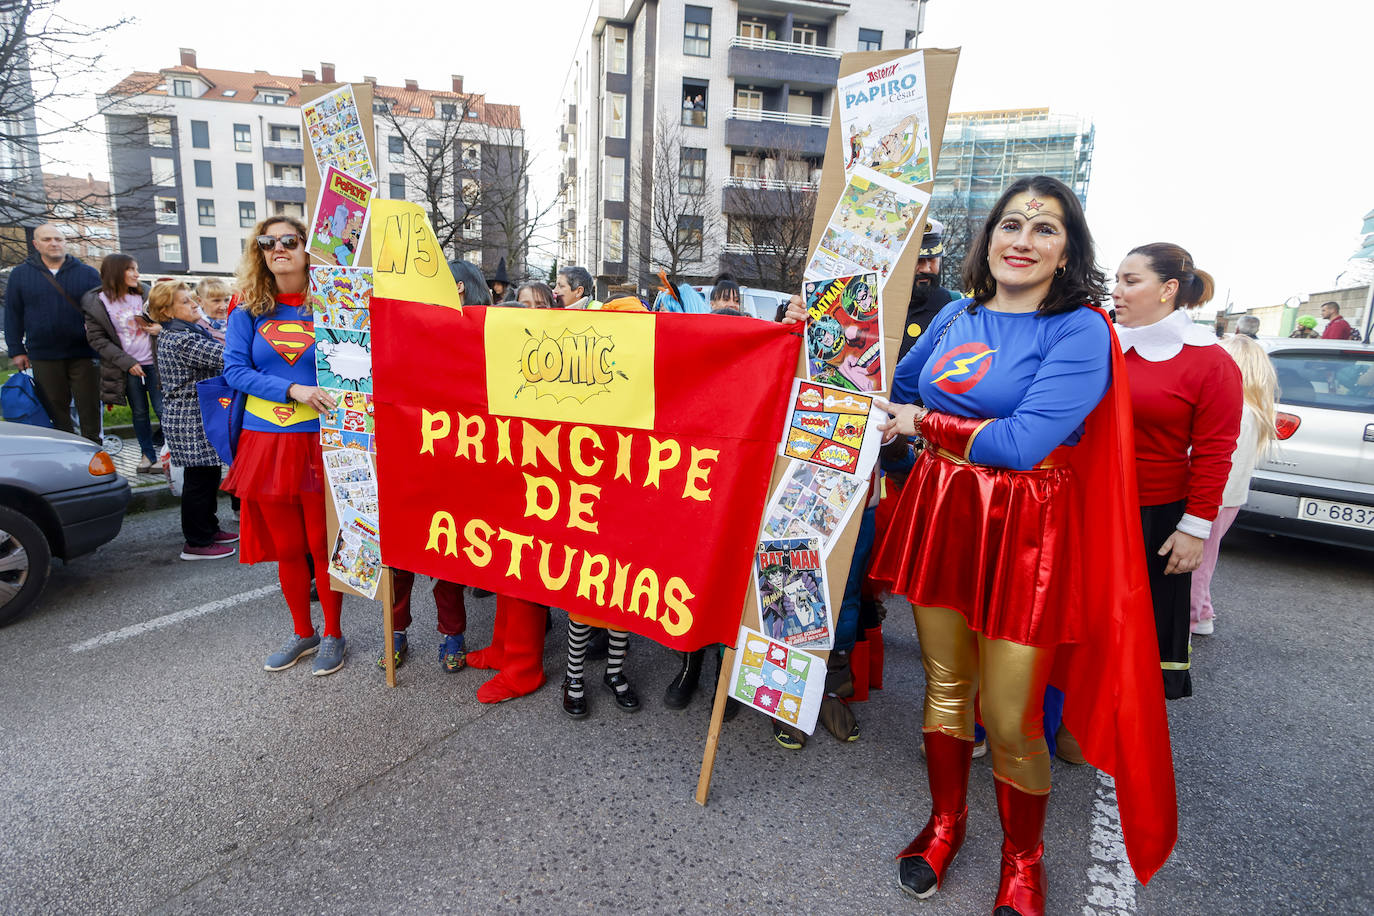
[933,348,997,383]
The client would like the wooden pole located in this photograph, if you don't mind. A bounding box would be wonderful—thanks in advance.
[380,567,396,687]
[694,644,738,806]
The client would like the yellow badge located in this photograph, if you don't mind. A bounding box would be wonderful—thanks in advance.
[907,322,922,338]
[245,396,319,427]
[485,309,655,430]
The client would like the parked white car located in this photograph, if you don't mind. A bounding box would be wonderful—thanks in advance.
[691,285,793,321]
[1236,338,1374,550]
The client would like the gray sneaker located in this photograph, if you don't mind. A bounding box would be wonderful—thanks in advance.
[265,633,319,671]
[312,635,347,677]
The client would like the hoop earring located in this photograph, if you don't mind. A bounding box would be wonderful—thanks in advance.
[1054,266,1065,279]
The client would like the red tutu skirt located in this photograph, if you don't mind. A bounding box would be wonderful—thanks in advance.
[222,430,327,563]
[868,446,1085,647]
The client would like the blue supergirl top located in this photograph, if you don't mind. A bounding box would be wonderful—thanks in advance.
[891,299,1111,470]
[223,300,321,433]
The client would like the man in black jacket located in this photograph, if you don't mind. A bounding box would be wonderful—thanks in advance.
[897,218,962,362]
[4,224,102,439]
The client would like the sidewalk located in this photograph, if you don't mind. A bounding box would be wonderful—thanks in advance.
[103,429,182,514]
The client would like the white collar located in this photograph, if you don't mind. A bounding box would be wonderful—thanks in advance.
[1116,309,1217,362]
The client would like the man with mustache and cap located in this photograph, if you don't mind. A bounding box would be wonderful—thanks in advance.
[898,218,962,361]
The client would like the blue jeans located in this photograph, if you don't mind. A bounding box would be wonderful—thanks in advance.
[835,505,877,654]
[126,363,164,462]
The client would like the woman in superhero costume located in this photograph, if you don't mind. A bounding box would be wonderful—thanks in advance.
[870,176,1176,914]
[222,216,347,676]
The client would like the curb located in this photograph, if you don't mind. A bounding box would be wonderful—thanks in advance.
[127,483,180,515]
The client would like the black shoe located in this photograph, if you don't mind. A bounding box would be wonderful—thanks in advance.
[585,627,609,660]
[470,586,494,599]
[722,698,740,722]
[561,677,588,719]
[603,672,641,711]
[898,856,939,899]
[663,649,705,709]
[772,719,807,750]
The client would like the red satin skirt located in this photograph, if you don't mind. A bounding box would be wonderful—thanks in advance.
[868,446,1084,647]
[221,430,327,563]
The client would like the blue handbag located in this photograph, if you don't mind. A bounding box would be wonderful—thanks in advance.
[196,375,245,465]
[1,370,55,428]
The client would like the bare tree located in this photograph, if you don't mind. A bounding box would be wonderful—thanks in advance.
[479,105,557,280]
[1,0,139,264]
[371,93,481,263]
[630,113,722,286]
[721,144,818,293]
[930,184,975,289]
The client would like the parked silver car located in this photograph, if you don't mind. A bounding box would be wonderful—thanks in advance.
[0,421,132,624]
[1236,338,1374,550]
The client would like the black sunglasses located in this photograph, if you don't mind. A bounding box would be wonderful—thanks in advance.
[256,234,302,251]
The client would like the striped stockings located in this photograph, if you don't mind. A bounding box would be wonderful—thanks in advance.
[565,622,629,698]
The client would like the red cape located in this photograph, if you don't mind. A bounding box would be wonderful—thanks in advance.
[1055,307,1177,883]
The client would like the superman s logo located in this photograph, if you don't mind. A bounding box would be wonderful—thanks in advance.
[258,321,314,366]
[272,405,297,424]
[217,397,231,408]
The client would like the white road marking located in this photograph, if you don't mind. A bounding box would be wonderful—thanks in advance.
[1082,771,1138,915]
[68,585,280,653]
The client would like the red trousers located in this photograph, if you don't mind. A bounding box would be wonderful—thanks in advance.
[392,571,466,636]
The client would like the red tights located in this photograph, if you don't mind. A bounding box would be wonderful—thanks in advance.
[254,494,342,639]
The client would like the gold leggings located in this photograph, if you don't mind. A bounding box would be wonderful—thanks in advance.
[914,604,1055,795]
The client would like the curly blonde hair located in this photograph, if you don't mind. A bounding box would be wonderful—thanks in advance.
[234,215,309,317]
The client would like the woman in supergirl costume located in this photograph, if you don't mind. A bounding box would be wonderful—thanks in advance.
[869,176,1176,915]
[222,217,347,676]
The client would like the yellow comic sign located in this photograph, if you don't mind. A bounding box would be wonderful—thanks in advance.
[485,309,655,430]
[370,200,461,310]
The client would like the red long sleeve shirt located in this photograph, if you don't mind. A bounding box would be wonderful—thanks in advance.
[1124,344,1242,522]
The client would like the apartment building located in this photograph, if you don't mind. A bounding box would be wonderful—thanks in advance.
[0,3,46,266]
[557,0,930,297]
[42,173,119,264]
[101,50,526,277]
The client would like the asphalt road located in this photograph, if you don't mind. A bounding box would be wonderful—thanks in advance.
[0,502,1370,915]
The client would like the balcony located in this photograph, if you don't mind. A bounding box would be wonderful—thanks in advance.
[724,107,829,156]
[263,140,304,165]
[727,35,841,89]
[722,175,818,215]
[265,177,307,203]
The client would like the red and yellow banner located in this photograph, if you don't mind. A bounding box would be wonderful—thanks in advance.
[372,301,800,650]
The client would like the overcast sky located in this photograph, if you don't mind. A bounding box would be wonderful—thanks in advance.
[43,0,1374,310]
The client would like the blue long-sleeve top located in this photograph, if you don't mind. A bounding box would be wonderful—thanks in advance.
[890,299,1111,470]
[224,300,321,433]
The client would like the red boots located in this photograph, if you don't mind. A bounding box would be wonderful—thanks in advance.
[472,595,548,703]
[992,780,1049,916]
[897,732,974,898]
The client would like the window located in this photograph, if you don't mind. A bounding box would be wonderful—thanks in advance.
[270,164,303,184]
[388,135,404,164]
[148,118,173,148]
[268,125,300,145]
[258,93,286,105]
[684,6,711,56]
[1271,352,1374,413]
[858,28,882,51]
[426,138,442,158]
[732,152,760,179]
[172,79,192,97]
[272,201,305,218]
[604,219,624,262]
[606,93,626,139]
[682,82,708,127]
[782,157,811,184]
[676,215,703,259]
[461,142,481,168]
[200,237,218,263]
[154,196,178,225]
[735,88,763,116]
[608,27,628,73]
[905,29,919,49]
[792,25,818,45]
[462,214,482,235]
[236,163,254,190]
[604,157,625,202]
[239,201,256,228]
[389,173,406,200]
[190,120,209,148]
[679,147,706,195]
[463,249,482,265]
[373,100,390,114]
[738,21,765,40]
[221,89,237,98]
[193,160,212,187]
[440,103,457,119]
[233,123,252,152]
[197,199,215,226]
[151,157,177,187]
[158,234,182,262]
[787,92,812,118]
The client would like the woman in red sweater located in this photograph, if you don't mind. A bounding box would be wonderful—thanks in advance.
[1113,243,1241,699]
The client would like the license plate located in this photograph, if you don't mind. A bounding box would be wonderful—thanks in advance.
[1298,497,1374,530]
